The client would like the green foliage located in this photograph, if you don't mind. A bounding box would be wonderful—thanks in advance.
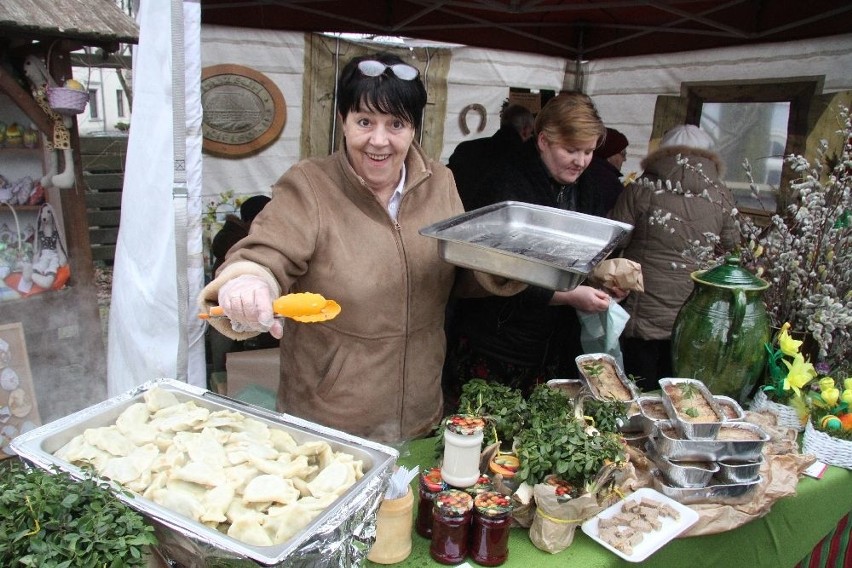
[456,379,528,447]
[0,460,157,567]
[436,381,626,485]
[514,384,625,486]
[583,397,629,433]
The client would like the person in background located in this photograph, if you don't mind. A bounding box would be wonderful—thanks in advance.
[211,195,271,275]
[207,194,274,377]
[448,102,535,210]
[444,93,626,405]
[609,124,738,391]
[199,52,518,443]
[579,127,629,214]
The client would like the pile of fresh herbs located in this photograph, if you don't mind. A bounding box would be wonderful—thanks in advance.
[0,459,157,567]
[438,380,627,487]
[514,385,625,486]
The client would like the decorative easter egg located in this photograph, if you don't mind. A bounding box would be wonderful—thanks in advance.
[64,79,85,91]
[820,415,842,431]
[839,413,852,432]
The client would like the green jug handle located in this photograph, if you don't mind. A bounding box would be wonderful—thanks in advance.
[726,289,746,346]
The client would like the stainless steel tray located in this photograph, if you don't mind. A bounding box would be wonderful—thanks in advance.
[419,201,633,290]
[10,378,398,567]
[649,419,768,462]
[659,378,726,440]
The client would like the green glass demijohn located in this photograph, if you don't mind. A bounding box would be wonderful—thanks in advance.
[671,256,771,403]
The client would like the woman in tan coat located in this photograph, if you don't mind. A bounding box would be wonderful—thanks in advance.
[200,53,517,442]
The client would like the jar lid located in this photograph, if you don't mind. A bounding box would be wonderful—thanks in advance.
[445,414,486,435]
[434,489,473,516]
[421,466,447,492]
[490,454,520,479]
[464,474,494,497]
[474,491,513,516]
[693,256,769,290]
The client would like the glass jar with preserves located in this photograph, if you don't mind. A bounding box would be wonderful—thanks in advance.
[415,466,447,539]
[429,489,473,565]
[464,473,494,499]
[471,491,513,566]
[441,414,485,488]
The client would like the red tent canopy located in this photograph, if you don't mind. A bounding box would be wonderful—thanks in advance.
[201,0,852,60]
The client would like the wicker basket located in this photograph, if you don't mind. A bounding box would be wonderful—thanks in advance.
[47,86,89,115]
[748,389,806,432]
[803,420,852,470]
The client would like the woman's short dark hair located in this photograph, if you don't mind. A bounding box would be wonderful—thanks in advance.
[336,52,427,131]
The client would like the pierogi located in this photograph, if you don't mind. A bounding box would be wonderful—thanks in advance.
[53,387,364,546]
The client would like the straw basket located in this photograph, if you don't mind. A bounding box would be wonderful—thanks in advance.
[803,420,852,470]
[47,87,89,115]
[748,389,805,432]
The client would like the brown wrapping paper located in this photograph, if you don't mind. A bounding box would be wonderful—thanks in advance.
[630,411,815,538]
[588,258,644,292]
[528,464,639,553]
[529,485,602,554]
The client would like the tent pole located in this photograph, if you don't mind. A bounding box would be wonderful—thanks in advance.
[171,0,189,382]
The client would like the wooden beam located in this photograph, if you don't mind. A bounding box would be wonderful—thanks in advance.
[0,67,54,136]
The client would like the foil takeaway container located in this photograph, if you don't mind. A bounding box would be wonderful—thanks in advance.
[11,378,398,567]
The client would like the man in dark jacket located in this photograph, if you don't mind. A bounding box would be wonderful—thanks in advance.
[448,103,534,210]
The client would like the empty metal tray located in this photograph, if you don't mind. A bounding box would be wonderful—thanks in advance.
[419,201,633,290]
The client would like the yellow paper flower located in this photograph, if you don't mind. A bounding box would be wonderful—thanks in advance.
[777,323,803,357]
[844,378,852,391]
[822,387,840,407]
[782,353,817,395]
[819,376,836,392]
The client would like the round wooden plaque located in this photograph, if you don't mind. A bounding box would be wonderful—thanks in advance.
[200,64,286,157]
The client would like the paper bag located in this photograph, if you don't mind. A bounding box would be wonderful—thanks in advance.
[588,258,644,292]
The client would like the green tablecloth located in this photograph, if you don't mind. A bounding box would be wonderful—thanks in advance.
[367,437,852,568]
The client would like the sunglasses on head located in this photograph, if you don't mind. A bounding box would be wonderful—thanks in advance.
[357,60,420,81]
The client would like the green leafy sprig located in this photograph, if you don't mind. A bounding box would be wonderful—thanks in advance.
[0,460,157,567]
[514,385,624,486]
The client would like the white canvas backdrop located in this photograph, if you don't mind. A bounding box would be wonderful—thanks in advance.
[107,0,205,394]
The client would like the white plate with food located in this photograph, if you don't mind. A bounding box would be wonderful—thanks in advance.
[581,487,699,562]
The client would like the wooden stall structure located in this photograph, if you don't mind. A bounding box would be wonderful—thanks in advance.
[0,1,138,422]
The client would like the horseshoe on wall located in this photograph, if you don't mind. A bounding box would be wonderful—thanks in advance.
[459,103,487,135]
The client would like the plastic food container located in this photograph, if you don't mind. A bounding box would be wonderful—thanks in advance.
[441,415,485,488]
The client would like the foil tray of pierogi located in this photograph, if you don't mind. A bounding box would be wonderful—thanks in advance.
[10,378,398,567]
[420,201,633,291]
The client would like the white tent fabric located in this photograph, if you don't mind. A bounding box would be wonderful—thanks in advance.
[107,0,205,395]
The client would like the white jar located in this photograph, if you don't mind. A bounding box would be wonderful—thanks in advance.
[441,415,485,488]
